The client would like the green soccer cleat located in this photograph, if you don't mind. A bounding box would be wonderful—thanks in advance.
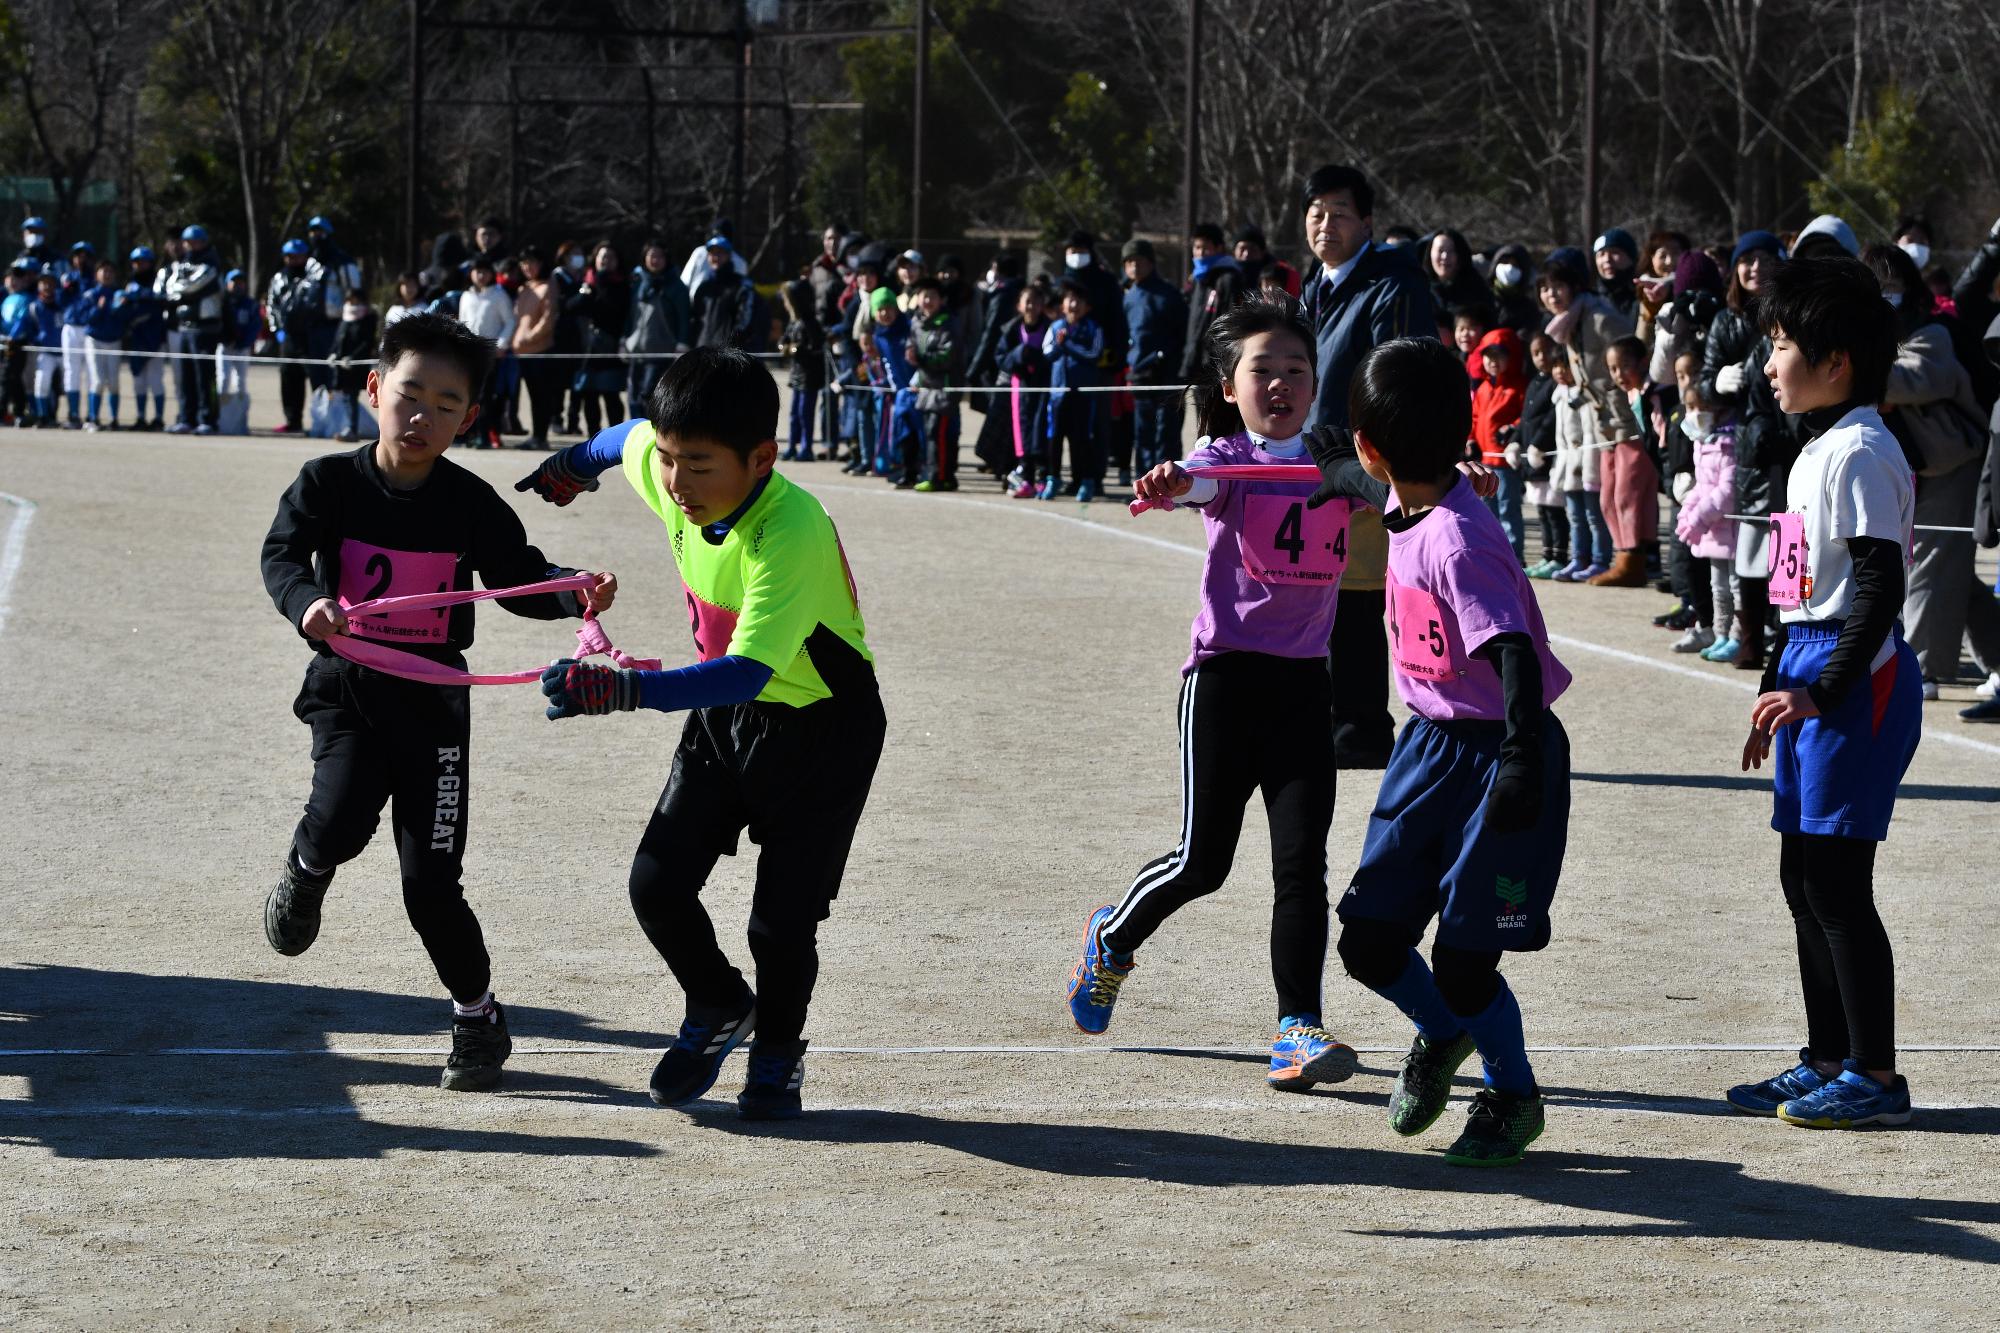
[1442,1086,1545,1167]
[1388,1030,1478,1136]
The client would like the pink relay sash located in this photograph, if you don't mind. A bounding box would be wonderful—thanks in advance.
[1127,463,1321,515]
[324,574,661,685]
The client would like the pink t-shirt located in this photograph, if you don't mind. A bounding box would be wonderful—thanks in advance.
[1182,432,1353,674]
[1382,476,1570,721]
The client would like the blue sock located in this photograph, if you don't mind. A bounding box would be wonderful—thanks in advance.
[108,393,119,422]
[65,390,79,418]
[152,392,164,421]
[1372,949,1463,1042]
[87,391,100,421]
[1457,976,1535,1095]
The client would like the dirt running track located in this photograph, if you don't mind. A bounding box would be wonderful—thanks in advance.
[3,380,1999,1328]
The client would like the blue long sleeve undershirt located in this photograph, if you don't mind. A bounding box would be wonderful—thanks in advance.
[568,418,644,476]
[632,655,773,713]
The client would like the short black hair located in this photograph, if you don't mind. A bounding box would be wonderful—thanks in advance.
[1300,164,1375,219]
[907,275,944,296]
[647,346,778,459]
[478,216,506,232]
[1607,334,1648,367]
[377,310,496,400]
[1752,255,1896,406]
[1348,338,1471,483]
[1191,222,1225,247]
[468,255,495,273]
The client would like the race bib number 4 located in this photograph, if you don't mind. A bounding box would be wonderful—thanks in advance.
[1386,581,1458,682]
[336,541,458,643]
[1238,493,1348,585]
[1767,512,1809,609]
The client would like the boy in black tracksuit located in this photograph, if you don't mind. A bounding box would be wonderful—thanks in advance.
[260,312,614,1092]
[907,276,961,490]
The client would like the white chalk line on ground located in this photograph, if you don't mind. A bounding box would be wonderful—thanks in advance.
[2,1042,1995,1058]
[0,490,37,637]
[816,479,2000,762]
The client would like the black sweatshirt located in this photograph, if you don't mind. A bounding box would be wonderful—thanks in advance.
[262,444,581,664]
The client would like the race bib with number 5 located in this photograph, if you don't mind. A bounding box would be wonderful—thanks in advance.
[1767,512,1809,609]
[1238,493,1349,585]
[1386,580,1458,681]
[336,540,458,643]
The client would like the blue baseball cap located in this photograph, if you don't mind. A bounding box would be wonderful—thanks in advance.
[181,224,209,243]
[307,215,332,233]
[22,216,46,231]
[128,246,155,263]
[226,268,244,283]
[281,238,309,256]
[705,235,733,251]
[70,239,95,253]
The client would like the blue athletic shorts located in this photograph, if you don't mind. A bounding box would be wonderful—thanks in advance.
[1771,623,1921,841]
[1339,712,1571,952]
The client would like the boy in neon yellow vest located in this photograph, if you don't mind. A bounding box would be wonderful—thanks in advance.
[518,348,884,1120]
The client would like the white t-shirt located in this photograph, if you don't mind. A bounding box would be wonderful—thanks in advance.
[1780,405,1913,668]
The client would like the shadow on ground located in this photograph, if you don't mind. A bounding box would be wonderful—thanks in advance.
[0,964,661,1161]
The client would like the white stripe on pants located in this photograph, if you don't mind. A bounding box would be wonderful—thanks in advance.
[60,323,88,391]
[85,337,120,393]
[29,347,58,399]
[215,347,248,397]
[1103,667,1200,938]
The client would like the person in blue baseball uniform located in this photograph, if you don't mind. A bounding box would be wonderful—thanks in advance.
[1302,337,1572,1168]
[21,271,65,425]
[218,267,259,425]
[14,216,55,273]
[1121,238,1188,473]
[80,257,128,430]
[57,240,97,427]
[119,247,169,431]
[1729,256,1921,1130]
[1041,275,1105,501]
[2,261,34,423]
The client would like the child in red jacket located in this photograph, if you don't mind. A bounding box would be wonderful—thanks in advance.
[1472,328,1529,561]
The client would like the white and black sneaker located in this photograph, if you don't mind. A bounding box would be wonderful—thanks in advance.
[264,853,333,956]
[648,995,756,1106]
[441,1000,512,1092]
[737,1041,807,1121]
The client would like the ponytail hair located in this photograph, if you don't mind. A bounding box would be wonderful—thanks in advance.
[1191,292,1317,439]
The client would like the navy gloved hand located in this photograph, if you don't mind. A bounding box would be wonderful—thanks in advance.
[515,451,600,506]
[541,657,638,719]
[1483,760,1544,834]
[1302,426,1355,510]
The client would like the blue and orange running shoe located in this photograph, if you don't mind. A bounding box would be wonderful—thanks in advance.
[1066,905,1134,1035]
[1724,1049,1830,1116]
[1267,1016,1359,1091]
[1777,1063,1912,1129]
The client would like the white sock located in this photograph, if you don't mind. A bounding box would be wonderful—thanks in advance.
[452,991,496,1021]
[292,850,328,877]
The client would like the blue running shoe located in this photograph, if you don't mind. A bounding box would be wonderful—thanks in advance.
[1778,1064,1912,1129]
[737,1041,806,1120]
[648,994,756,1107]
[1724,1048,1830,1115]
[1066,905,1133,1035]
[1267,1017,1358,1091]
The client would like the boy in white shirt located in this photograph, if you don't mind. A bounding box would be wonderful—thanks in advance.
[1731,256,1920,1130]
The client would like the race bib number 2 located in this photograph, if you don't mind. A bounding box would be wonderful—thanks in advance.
[1238,494,1349,585]
[1386,581,1458,682]
[1767,512,1809,609]
[336,540,457,643]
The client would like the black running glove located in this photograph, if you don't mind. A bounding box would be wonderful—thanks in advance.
[1303,426,1390,511]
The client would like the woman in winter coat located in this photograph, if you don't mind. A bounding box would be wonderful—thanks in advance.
[1864,243,1998,696]
[564,240,630,436]
[510,245,562,449]
[1541,251,1645,584]
[1424,228,1492,337]
[1701,230,1791,672]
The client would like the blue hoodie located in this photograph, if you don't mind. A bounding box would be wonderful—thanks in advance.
[1041,313,1103,420]
[870,311,915,392]
[119,277,168,351]
[84,282,129,341]
[1,289,31,338]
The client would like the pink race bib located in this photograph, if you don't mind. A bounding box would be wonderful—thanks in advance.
[1767,512,1809,609]
[1386,580,1458,682]
[1238,494,1349,585]
[684,587,739,662]
[337,541,458,643]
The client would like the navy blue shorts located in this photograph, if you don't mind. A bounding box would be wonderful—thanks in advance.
[1771,623,1921,841]
[1339,712,1571,952]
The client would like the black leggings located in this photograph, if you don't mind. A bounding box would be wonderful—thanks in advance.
[1335,917,1502,1017]
[1099,653,1335,1019]
[521,363,564,442]
[628,693,886,1049]
[1781,832,1893,1068]
[289,663,489,1003]
[577,389,624,437]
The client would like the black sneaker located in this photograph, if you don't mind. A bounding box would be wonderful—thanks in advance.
[1653,605,1694,630]
[264,854,332,956]
[648,994,757,1106]
[1387,1030,1477,1136]
[441,1001,512,1091]
[1443,1086,1545,1167]
[737,1041,807,1120]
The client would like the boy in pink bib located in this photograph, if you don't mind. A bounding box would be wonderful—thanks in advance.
[1304,337,1571,1167]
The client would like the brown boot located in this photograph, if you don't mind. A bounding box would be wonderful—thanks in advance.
[1586,550,1648,587]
